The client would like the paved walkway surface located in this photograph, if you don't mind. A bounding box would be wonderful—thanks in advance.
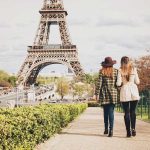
[36,107,150,150]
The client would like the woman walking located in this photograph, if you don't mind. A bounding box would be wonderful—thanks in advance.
[117,56,140,137]
[95,57,118,137]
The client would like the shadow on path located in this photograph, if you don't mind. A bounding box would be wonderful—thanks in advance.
[60,131,127,139]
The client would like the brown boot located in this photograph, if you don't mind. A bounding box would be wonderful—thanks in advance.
[104,129,108,134]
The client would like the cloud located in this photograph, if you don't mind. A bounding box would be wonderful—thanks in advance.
[0,44,26,56]
[94,35,150,53]
[96,16,140,27]
[15,23,29,28]
[0,22,11,28]
[9,36,24,40]
[69,18,90,26]
[0,44,27,73]
[143,15,150,24]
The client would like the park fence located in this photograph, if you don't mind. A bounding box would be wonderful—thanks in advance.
[116,93,150,121]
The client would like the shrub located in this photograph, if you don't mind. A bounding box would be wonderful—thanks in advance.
[88,101,100,107]
[0,103,87,150]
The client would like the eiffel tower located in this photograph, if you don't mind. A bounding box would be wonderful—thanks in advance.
[17,0,84,86]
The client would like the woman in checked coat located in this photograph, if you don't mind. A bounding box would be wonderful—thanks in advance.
[95,57,119,137]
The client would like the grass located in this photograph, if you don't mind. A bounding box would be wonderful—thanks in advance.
[115,106,150,123]
[137,114,150,123]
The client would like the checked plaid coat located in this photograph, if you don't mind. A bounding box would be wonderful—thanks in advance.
[95,68,119,105]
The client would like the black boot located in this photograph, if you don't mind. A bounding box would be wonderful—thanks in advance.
[108,130,113,137]
[127,130,131,137]
[131,112,136,137]
[132,129,136,136]
[124,115,131,137]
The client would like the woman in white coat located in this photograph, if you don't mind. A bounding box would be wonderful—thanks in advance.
[117,56,140,137]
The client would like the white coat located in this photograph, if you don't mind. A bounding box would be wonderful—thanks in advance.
[117,67,140,102]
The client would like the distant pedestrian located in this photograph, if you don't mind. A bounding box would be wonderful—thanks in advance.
[95,57,118,137]
[117,56,140,137]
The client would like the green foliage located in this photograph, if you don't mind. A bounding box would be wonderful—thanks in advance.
[0,70,9,81]
[0,103,87,150]
[84,73,99,85]
[73,83,85,98]
[82,73,99,97]
[84,74,94,84]
[8,76,17,87]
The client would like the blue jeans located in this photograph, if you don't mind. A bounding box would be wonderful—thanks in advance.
[103,104,115,131]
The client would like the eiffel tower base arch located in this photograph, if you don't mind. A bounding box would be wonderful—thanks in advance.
[18,46,84,86]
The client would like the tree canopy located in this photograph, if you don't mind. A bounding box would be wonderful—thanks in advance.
[0,70,17,87]
[134,55,150,92]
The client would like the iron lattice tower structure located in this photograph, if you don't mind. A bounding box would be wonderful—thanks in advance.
[17,0,84,86]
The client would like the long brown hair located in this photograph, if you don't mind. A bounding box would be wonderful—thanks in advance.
[100,66,113,78]
[120,56,133,81]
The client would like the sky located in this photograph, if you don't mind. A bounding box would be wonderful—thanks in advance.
[0,0,150,75]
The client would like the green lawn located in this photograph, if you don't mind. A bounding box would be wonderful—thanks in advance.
[137,114,150,123]
[115,106,150,123]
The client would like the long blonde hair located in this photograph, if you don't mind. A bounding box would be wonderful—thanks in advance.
[100,67,113,78]
[120,56,133,81]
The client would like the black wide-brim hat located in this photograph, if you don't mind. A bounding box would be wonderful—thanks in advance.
[101,57,117,67]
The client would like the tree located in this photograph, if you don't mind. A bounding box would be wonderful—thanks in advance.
[0,70,17,87]
[0,80,11,87]
[134,55,150,92]
[71,73,99,99]
[73,82,85,99]
[0,70,9,81]
[83,73,98,84]
[84,83,95,97]
[56,77,69,100]
[8,76,17,87]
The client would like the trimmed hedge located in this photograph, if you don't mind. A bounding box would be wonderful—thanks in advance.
[0,103,87,150]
